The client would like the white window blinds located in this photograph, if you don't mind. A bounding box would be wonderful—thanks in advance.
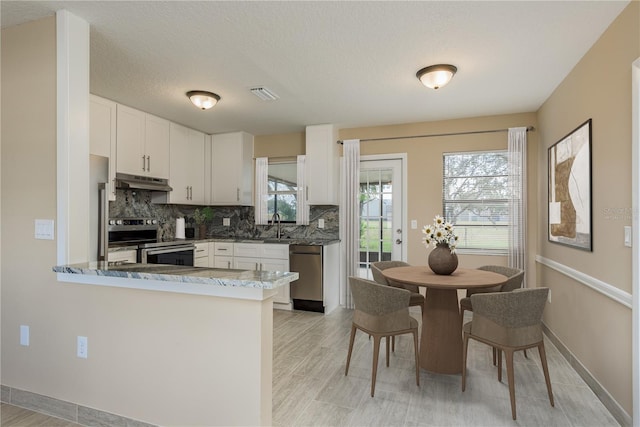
[442,150,509,252]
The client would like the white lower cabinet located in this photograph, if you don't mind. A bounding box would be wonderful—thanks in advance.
[234,243,291,308]
[212,242,234,268]
[264,258,290,307]
[234,257,260,271]
[194,242,210,267]
[213,256,234,269]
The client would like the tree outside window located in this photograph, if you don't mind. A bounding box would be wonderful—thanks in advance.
[268,162,297,222]
[443,151,509,252]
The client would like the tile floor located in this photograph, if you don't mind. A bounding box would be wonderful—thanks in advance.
[272,307,621,427]
[0,403,81,427]
[1,306,622,427]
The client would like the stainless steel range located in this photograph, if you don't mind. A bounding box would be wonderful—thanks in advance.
[106,217,195,265]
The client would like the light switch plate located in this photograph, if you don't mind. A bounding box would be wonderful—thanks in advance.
[318,219,325,229]
[411,220,418,229]
[624,226,632,247]
[77,336,88,359]
[20,325,29,346]
[223,218,230,227]
[35,219,55,240]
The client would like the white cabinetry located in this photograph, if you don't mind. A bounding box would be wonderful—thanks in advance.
[322,242,340,315]
[210,132,254,205]
[90,95,117,200]
[234,243,291,308]
[116,104,170,179]
[108,249,137,263]
[194,242,210,267]
[211,242,234,269]
[305,124,339,204]
[169,123,205,204]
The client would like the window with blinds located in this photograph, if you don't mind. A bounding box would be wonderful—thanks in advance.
[443,150,509,253]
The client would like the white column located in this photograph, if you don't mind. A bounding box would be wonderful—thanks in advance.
[57,10,90,264]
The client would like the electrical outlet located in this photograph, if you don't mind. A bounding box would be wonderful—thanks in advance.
[318,219,325,229]
[223,218,230,227]
[20,325,30,346]
[77,336,88,359]
[548,289,551,304]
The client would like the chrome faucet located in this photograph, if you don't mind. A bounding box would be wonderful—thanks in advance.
[271,212,281,239]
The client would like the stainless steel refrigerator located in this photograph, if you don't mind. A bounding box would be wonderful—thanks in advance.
[90,154,109,262]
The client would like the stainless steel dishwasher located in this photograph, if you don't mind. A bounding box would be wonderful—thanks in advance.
[289,244,324,313]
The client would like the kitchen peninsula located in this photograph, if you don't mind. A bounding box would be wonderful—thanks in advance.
[53,261,298,298]
[52,261,298,426]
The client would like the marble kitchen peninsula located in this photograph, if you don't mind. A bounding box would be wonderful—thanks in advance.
[53,262,298,300]
[52,262,298,426]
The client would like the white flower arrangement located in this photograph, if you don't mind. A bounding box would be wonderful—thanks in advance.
[422,215,459,253]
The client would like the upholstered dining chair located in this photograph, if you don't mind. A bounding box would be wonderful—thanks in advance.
[371,261,425,316]
[345,277,420,397]
[459,266,525,362]
[461,288,554,420]
[371,261,425,352]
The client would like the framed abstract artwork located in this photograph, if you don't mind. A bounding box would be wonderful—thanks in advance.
[548,119,592,251]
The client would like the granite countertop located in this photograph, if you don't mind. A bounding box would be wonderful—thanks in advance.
[53,262,299,289]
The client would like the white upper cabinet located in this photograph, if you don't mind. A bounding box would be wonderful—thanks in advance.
[144,114,171,179]
[210,131,254,205]
[116,104,170,179]
[89,95,117,200]
[169,123,205,205]
[305,124,339,205]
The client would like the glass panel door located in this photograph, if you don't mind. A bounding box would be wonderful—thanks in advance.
[359,159,403,279]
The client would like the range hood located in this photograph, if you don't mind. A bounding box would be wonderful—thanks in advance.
[115,173,173,192]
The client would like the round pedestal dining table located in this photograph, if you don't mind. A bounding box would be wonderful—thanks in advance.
[381,266,507,375]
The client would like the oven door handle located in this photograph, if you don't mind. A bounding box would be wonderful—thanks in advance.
[143,245,195,256]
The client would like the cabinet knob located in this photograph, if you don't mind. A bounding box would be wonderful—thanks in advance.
[142,155,146,171]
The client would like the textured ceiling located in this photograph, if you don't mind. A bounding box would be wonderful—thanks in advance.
[1,1,631,136]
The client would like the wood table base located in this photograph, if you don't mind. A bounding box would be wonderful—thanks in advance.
[421,288,463,374]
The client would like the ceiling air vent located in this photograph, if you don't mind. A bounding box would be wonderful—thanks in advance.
[250,87,279,101]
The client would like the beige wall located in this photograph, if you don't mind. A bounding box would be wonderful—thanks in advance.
[339,114,539,279]
[536,1,639,415]
[254,132,305,158]
[2,17,272,426]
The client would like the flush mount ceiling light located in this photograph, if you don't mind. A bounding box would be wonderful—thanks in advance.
[186,91,221,110]
[416,64,457,90]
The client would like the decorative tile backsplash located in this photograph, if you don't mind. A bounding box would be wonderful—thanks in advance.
[110,189,339,241]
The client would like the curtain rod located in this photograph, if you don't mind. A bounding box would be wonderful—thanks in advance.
[336,126,535,144]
